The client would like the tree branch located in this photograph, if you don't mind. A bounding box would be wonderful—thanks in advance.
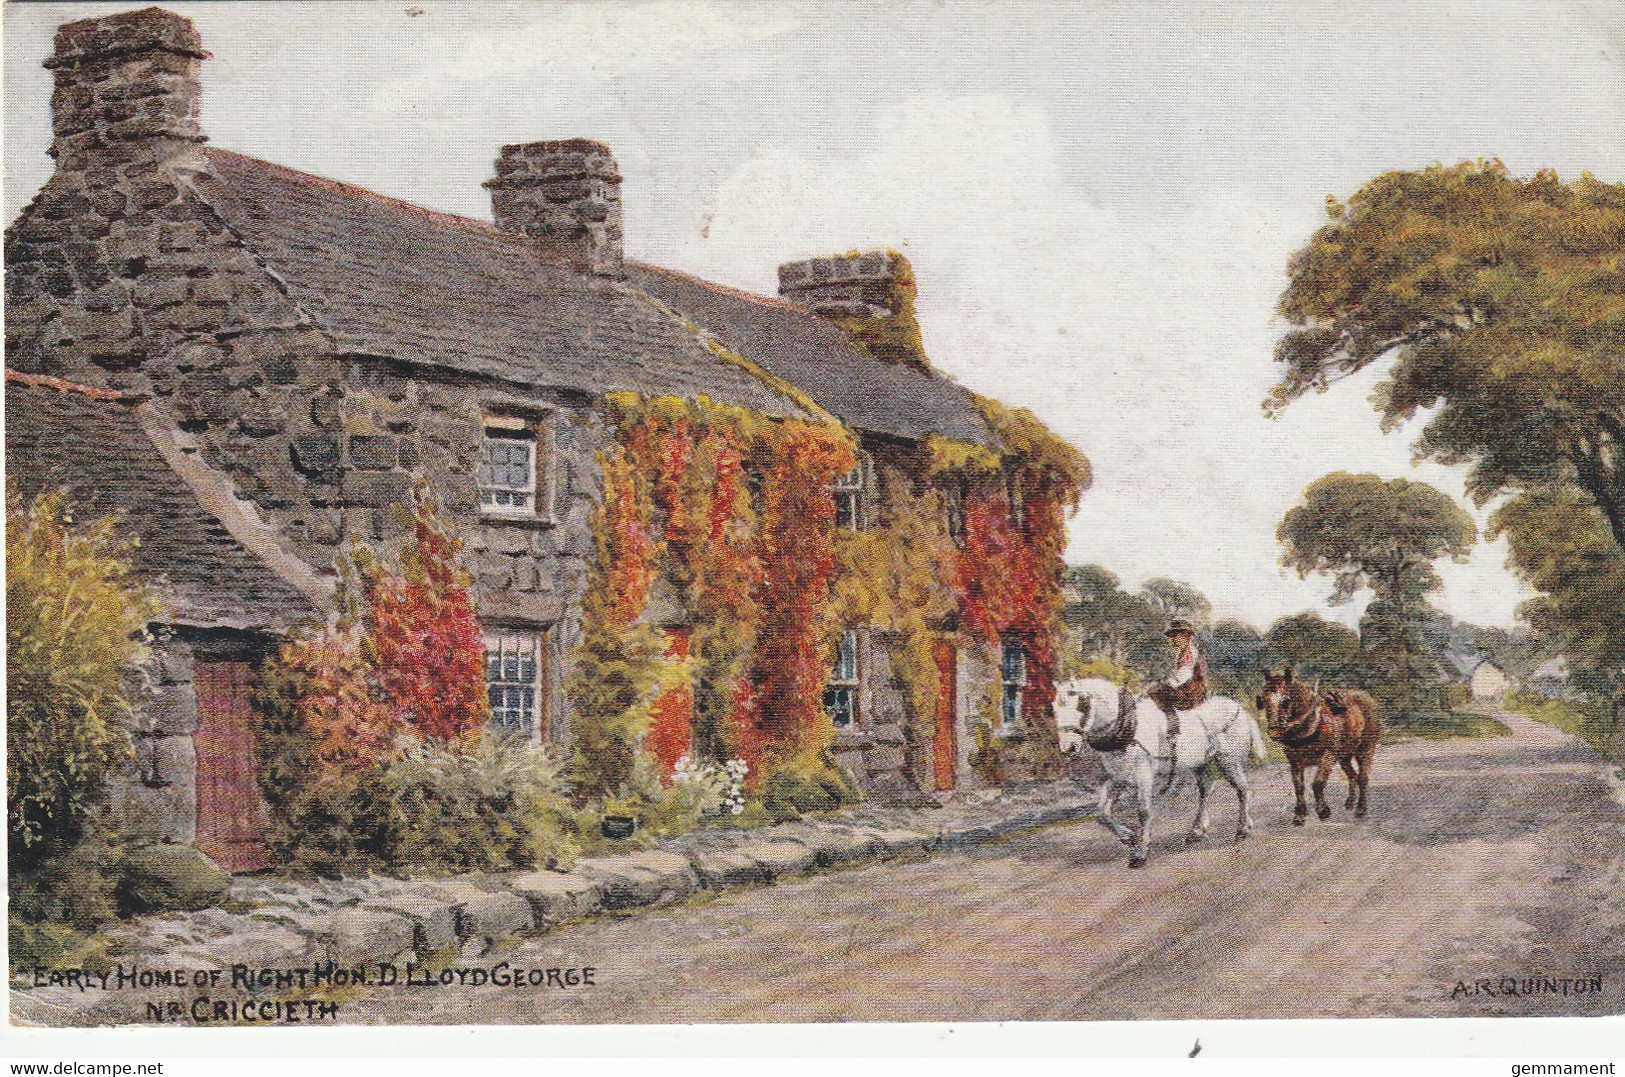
[1573,442,1625,557]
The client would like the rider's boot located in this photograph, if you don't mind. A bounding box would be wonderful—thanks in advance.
[1158,709,1181,794]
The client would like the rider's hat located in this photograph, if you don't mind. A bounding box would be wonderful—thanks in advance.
[1164,618,1197,638]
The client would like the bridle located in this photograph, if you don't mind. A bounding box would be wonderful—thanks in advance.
[1266,683,1324,746]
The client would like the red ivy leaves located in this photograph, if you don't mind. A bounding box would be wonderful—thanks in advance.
[366,489,488,743]
[953,471,1066,727]
[739,422,855,769]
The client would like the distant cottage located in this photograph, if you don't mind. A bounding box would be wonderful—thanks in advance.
[5,8,1087,869]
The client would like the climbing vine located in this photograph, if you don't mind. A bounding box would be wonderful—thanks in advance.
[830,450,957,778]
[736,419,856,775]
[823,250,931,371]
[569,395,854,795]
[933,397,1091,777]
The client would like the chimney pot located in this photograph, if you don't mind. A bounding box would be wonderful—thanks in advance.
[485,139,624,277]
[778,250,931,371]
[778,250,907,321]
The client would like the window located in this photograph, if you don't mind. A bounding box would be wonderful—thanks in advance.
[831,461,865,531]
[1000,634,1027,732]
[485,631,543,735]
[944,475,969,546]
[479,413,551,518]
[824,629,860,729]
[1004,469,1026,532]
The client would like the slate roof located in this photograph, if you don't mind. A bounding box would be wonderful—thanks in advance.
[626,262,997,446]
[5,373,320,633]
[187,150,806,419]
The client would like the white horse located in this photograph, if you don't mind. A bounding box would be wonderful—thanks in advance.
[1056,677,1265,868]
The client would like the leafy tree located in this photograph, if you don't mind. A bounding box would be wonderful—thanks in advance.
[1279,473,1478,607]
[1268,162,1625,555]
[1491,489,1625,686]
[1060,565,1162,670]
[1264,612,1363,684]
[8,487,155,873]
[1278,473,1477,717]
[1139,577,1214,628]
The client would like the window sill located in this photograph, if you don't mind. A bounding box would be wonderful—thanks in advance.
[479,510,557,530]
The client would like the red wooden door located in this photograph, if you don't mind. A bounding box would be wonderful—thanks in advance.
[193,660,271,872]
[933,640,958,792]
[647,628,695,780]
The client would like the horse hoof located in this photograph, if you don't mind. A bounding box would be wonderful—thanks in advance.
[1186,832,1204,845]
[1128,856,1147,869]
[1119,836,1134,846]
[1235,831,1250,843]
[1355,808,1368,819]
[1317,808,1332,820]
[1292,816,1306,827]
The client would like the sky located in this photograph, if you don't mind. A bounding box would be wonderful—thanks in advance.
[6,0,1623,631]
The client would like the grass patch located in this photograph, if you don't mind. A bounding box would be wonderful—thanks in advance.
[1507,692,1617,755]
[1384,710,1510,742]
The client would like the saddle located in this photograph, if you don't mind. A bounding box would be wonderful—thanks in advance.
[1086,688,1139,753]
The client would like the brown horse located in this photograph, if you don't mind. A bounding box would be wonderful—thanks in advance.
[1258,670,1381,824]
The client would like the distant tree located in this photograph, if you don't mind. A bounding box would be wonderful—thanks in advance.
[1060,565,1163,670]
[1206,619,1266,677]
[1278,473,1477,717]
[1139,577,1214,628]
[1268,162,1625,557]
[1204,619,1268,702]
[1279,474,1478,608]
[1263,612,1362,686]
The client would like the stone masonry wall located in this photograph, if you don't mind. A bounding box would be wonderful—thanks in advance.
[112,635,200,846]
[7,161,605,744]
[827,440,999,801]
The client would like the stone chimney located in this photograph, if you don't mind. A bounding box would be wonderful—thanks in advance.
[485,140,623,277]
[44,7,209,172]
[778,250,929,371]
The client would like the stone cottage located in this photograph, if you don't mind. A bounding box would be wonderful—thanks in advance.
[6,371,323,870]
[5,7,1083,862]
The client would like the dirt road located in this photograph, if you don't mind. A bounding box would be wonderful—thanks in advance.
[341,711,1624,1023]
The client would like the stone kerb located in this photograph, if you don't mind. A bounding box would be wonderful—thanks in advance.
[18,781,1098,1011]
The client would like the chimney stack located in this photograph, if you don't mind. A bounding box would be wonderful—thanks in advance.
[485,140,623,277]
[778,250,930,371]
[45,7,209,172]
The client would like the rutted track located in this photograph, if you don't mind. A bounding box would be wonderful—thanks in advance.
[333,710,1625,1023]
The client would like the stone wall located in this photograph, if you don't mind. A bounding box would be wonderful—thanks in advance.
[8,155,605,737]
[114,635,200,845]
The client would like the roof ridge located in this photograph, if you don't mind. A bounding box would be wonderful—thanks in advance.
[5,369,139,401]
[627,261,807,314]
[204,147,512,239]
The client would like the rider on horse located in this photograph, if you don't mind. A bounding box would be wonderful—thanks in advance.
[1147,618,1208,758]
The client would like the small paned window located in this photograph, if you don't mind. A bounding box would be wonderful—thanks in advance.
[486,632,542,735]
[831,462,865,531]
[944,475,969,546]
[1000,634,1027,732]
[479,425,537,514]
[824,629,861,729]
[1005,469,1026,532]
